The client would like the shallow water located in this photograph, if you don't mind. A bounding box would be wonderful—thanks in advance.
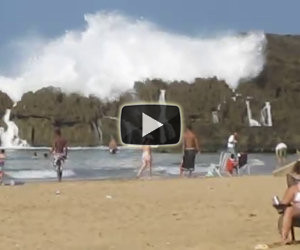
[2,147,299,182]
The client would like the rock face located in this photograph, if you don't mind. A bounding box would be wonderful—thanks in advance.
[10,87,121,146]
[1,34,299,151]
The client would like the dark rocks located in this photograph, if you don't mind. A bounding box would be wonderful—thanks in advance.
[10,87,117,146]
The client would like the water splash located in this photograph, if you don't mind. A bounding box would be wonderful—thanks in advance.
[0,109,28,147]
[211,111,219,124]
[245,100,261,127]
[158,89,176,143]
[0,12,266,101]
[260,102,272,127]
[158,89,166,103]
[158,89,167,143]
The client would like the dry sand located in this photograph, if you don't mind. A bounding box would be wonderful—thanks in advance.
[0,176,299,250]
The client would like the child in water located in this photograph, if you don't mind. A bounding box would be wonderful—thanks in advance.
[137,137,152,178]
[226,153,238,176]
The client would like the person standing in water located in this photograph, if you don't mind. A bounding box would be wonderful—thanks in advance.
[32,151,38,159]
[275,142,287,166]
[180,125,200,176]
[137,137,152,178]
[108,136,118,154]
[51,128,68,156]
[51,128,68,182]
[0,149,5,184]
[227,132,238,156]
[51,128,68,162]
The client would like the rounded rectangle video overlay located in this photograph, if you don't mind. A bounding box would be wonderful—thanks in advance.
[120,104,181,145]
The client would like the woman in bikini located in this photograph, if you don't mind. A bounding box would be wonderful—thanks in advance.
[280,161,300,244]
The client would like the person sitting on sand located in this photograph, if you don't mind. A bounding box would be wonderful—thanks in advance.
[275,142,287,165]
[226,154,238,176]
[137,137,152,178]
[278,161,300,244]
[108,136,118,154]
[0,149,5,183]
[180,125,200,177]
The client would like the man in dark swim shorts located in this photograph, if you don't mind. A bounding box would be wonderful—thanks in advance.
[180,125,200,176]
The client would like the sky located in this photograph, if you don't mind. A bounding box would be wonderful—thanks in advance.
[0,0,299,66]
[1,0,300,45]
[0,0,299,100]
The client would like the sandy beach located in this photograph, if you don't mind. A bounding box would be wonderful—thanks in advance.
[0,176,299,250]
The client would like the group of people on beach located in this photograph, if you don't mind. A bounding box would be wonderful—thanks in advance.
[0,124,291,182]
[134,125,201,178]
[134,128,241,178]
[131,126,291,179]
[107,124,201,178]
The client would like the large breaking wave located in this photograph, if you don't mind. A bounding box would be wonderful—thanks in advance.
[0,12,266,101]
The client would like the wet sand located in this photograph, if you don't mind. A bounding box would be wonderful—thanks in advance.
[0,176,299,250]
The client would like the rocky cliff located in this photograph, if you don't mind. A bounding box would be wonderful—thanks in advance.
[0,34,299,151]
[9,88,125,146]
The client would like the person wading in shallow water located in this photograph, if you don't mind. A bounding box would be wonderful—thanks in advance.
[0,149,6,184]
[108,136,118,154]
[275,142,287,166]
[51,128,68,156]
[137,137,152,178]
[227,132,238,157]
[180,125,200,177]
[51,128,68,181]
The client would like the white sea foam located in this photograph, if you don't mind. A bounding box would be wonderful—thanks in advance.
[248,158,265,166]
[5,169,76,179]
[0,12,266,101]
[155,166,181,175]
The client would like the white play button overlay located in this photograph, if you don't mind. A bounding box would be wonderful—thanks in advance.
[142,113,163,137]
[120,104,181,145]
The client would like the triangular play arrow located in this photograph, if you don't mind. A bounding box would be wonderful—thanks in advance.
[142,113,163,137]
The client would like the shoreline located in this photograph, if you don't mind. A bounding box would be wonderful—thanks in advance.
[1,146,299,154]
[2,171,278,186]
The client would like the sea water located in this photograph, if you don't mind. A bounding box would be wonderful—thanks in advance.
[2,147,299,182]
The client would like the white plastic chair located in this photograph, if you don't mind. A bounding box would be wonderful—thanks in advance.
[206,152,230,177]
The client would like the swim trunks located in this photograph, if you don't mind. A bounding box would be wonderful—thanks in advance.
[182,149,196,171]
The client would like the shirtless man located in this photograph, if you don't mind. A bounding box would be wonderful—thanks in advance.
[51,128,68,163]
[52,128,67,154]
[180,125,200,176]
[137,137,152,178]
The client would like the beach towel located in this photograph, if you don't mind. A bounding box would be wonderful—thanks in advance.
[182,150,196,171]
